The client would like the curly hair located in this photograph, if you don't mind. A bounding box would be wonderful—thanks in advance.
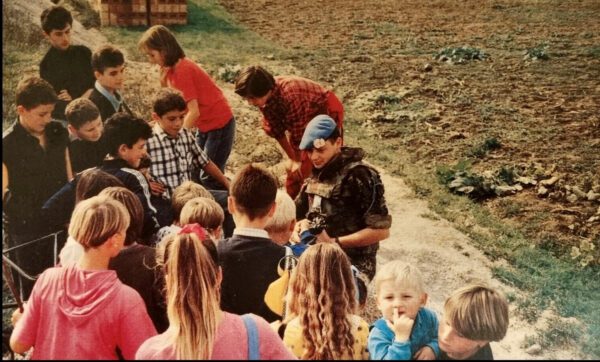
[288,243,357,359]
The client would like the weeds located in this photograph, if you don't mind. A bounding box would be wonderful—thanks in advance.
[537,316,584,348]
[467,137,502,158]
[524,43,550,61]
[434,46,489,64]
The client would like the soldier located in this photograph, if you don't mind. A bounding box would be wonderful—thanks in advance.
[294,115,391,281]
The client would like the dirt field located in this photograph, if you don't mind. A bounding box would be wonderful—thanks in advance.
[220,0,600,249]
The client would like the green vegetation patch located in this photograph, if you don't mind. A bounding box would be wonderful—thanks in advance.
[434,46,489,64]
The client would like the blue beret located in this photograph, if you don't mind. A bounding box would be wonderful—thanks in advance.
[299,115,337,150]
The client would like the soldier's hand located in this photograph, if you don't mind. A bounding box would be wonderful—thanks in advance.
[292,219,310,242]
[315,229,335,244]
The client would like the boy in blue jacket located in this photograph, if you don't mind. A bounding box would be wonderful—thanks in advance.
[368,260,439,360]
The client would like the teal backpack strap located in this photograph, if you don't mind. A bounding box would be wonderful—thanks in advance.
[241,314,260,360]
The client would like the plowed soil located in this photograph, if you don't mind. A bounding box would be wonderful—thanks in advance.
[220,0,600,247]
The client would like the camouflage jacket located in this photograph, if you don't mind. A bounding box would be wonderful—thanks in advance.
[296,147,392,256]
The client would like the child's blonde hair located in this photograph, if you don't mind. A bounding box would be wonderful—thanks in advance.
[68,195,130,250]
[288,243,357,359]
[171,181,213,222]
[138,25,185,67]
[264,189,295,234]
[374,260,426,295]
[180,197,224,234]
[444,283,509,342]
[158,229,220,359]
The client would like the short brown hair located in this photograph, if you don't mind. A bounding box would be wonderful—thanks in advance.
[138,25,185,67]
[92,45,125,73]
[16,77,57,110]
[66,98,101,129]
[75,168,124,204]
[153,88,187,117]
[40,5,72,34]
[69,195,130,251]
[171,181,214,221]
[444,283,509,342]
[180,197,224,233]
[99,187,144,246]
[230,164,278,220]
[234,65,276,99]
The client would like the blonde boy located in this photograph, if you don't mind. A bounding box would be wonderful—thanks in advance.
[153,180,213,245]
[180,197,225,241]
[438,284,509,360]
[368,261,439,360]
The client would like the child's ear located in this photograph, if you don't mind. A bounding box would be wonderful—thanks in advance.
[117,144,129,157]
[227,196,236,214]
[94,70,102,80]
[420,292,429,306]
[151,112,161,122]
[67,124,77,136]
[16,105,26,116]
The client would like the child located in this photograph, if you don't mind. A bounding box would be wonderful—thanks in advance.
[3,76,72,299]
[153,180,213,245]
[9,195,157,359]
[54,168,124,265]
[369,260,439,360]
[89,45,133,122]
[136,224,295,359]
[438,283,509,360]
[138,25,235,190]
[102,187,169,334]
[180,197,225,240]
[65,98,107,173]
[235,65,344,198]
[39,5,95,121]
[264,189,297,247]
[146,88,230,195]
[217,164,285,323]
[283,243,370,359]
[100,112,159,242]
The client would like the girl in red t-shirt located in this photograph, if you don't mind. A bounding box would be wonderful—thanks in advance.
[138,25,235,190]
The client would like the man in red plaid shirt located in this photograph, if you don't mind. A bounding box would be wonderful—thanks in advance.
[235,65,344,199]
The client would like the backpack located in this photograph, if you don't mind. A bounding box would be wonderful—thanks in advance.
[241,314,260,360]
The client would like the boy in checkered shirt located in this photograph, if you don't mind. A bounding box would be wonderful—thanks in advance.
[146,88,230,198]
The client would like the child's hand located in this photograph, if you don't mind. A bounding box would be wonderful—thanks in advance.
[149,179,166,196]
[388,307,414,342]
[58,89,72,101]
[159,66,169,87]
[414,346,436,360]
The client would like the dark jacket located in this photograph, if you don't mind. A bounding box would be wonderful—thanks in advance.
[217,234,285,322]
[100,158,159,242]
[39,45,95,120]
[295,147,392,257]
[89,88,133,122]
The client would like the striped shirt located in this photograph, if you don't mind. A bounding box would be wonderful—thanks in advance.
[147,124,209,197]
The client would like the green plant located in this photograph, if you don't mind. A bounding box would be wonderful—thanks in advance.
[434,46,489,64]
[524,43,550,61]
[537,316,583,348]
[467,137,502,158]
[570,238,599,268]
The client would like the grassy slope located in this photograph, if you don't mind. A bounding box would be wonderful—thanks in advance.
[2,0,598,357]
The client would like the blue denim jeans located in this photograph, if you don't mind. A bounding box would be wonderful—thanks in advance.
[196,117,235,190]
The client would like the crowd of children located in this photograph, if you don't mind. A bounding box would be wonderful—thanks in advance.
[3,4,511,360]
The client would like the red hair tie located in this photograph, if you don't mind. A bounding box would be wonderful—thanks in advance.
[178,223,207,241]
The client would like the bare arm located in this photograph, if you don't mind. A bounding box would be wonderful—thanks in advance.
[183,99,200,130]
[315,227,389,248]
[202,161,230,191]
[2,163,8,201]
[275,135,299,161]
[65,149,73,181]
[9,336,30,355]
[81,88,93,98]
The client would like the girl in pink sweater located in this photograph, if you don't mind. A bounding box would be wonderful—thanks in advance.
[10,195,157,359]
[135,224,295,360]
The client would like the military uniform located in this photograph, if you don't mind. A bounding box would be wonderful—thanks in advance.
[296,147,392,280]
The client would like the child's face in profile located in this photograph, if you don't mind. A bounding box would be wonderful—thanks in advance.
[438,311,486,359]
[18,103,55,136]
[45,24,71,50]
[71,117,103,142]
[95,64,126,92]
[376,280,427,322]
[144,48,165,67]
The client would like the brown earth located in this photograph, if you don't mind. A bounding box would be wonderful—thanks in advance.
[219,0,600,249]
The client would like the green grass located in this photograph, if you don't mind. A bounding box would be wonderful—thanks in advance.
[102,0,290,73]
